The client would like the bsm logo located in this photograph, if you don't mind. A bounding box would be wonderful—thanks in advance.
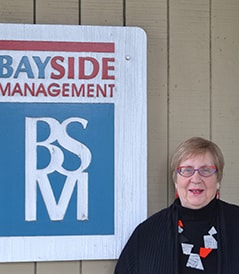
[25,117,92,222]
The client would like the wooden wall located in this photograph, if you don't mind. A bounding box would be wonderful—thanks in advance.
[0,0,239,273]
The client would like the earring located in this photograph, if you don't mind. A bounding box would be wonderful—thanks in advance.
[216,190,220,199]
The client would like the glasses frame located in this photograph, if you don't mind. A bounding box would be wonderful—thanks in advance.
[176,165,217,178]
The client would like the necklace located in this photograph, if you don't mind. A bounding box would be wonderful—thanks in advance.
[178,219,218,271]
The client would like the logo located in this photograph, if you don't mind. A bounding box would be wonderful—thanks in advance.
[0,102,114,236]
[25,117,92,222]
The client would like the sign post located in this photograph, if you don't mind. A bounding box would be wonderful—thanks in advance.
[0,23,147,262]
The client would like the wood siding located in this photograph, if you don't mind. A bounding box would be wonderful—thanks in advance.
[0,0,239,273]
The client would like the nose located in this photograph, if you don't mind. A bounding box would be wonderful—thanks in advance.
[190,170,203,183]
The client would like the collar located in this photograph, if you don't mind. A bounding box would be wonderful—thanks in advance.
[175,197,217,222]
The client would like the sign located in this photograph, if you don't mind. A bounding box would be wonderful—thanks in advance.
[0,23,147,262]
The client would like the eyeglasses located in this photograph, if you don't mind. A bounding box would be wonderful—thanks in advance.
[176,165,217,177]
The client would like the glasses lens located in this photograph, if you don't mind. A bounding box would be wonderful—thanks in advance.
[198,166,216,177]
[178,166,194,177]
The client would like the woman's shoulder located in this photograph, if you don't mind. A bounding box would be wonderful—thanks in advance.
[135,202,176,233]
[218,199,239,216]
[217,199,239,238]
[218,200,239,226]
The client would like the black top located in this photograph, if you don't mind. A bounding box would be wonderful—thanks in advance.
[115,198,239,274]
[177,198,217,273]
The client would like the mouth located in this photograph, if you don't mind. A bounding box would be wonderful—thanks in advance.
[189,189,204,194]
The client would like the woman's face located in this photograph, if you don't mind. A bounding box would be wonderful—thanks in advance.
[175,151,219,209]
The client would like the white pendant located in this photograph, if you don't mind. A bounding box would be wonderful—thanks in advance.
[208,226,217,235]
[204,235,217,249]
[178,226,183,233]
[181,243,193,255]
[186,253,204,270]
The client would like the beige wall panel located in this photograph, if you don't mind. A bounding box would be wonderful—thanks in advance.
[0,263,34,274]
[147,94,168,214]
[82,260,116,274]
[169,0,211,200]
[126,0,168,214]
[35,0,79,24]
[0,0,33,23]
[36,261,80,274]
[211,0,239,204]
[81,0,123,26]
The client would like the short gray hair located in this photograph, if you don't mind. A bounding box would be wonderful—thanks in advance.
[171,137,224,183]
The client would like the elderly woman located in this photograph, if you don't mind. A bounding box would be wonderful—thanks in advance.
[114,137,239,273]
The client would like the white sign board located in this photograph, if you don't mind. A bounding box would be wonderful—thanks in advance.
[0,23,147,262]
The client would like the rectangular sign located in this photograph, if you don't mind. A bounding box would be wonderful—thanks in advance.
[0,23,147,262]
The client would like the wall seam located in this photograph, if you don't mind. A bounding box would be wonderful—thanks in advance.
[123,0,126,26]
[33,0,36,24]
[34,262,37,274]
[209,0,212,140]
[79,0,81,25]
[167,0,170,206]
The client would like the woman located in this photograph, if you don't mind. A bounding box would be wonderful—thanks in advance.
[114,137,239,273]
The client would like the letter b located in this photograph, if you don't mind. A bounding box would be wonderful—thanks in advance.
[0,55,13,78]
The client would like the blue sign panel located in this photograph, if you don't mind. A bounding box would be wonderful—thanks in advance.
[0,102,114,236]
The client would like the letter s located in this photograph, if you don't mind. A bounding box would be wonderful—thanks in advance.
[58,117,92,174]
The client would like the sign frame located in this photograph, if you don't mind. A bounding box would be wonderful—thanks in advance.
[0,23,147,262]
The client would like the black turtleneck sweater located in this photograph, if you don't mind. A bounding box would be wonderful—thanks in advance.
[114,198,239,274]
[177,198,217,273]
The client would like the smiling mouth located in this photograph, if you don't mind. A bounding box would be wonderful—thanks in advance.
[189,189,204,194]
